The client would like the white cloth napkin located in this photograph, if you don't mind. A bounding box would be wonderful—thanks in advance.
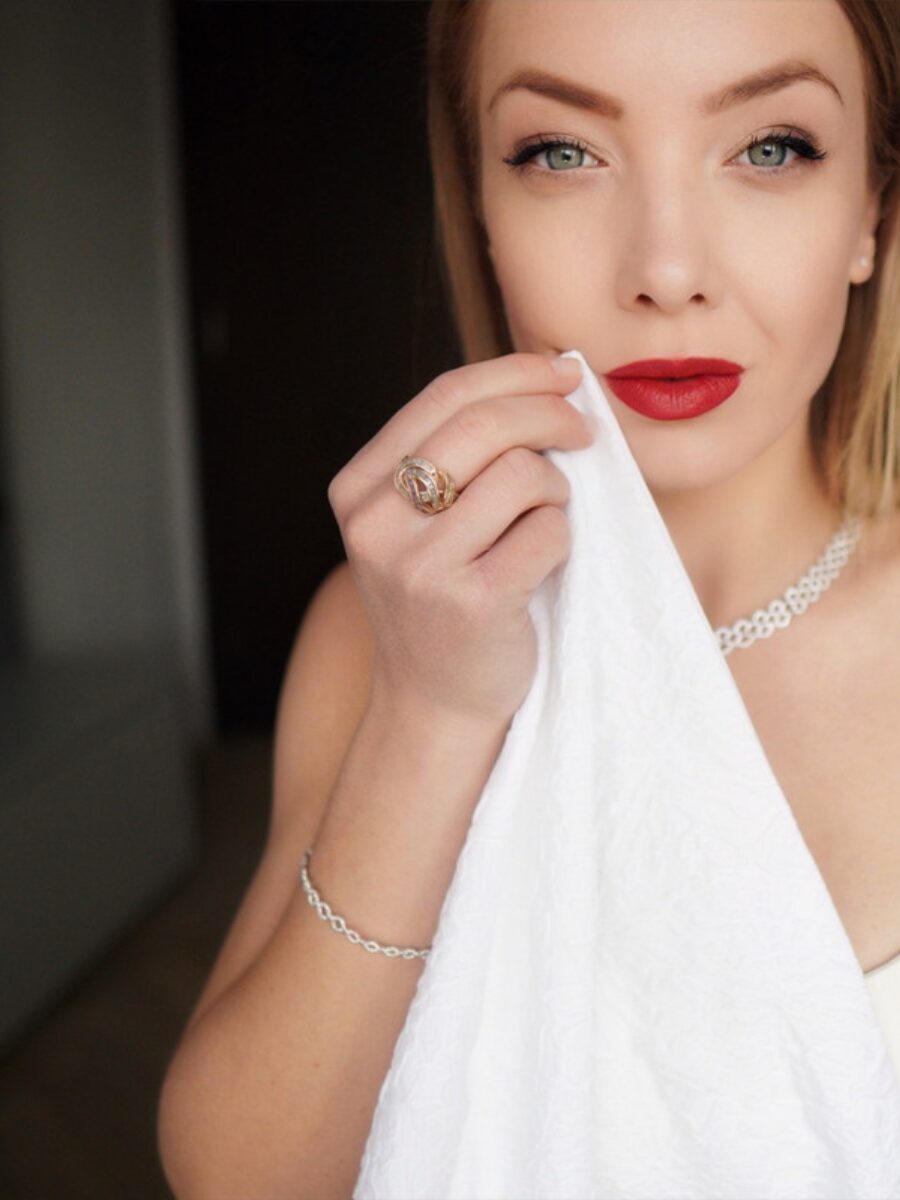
[354,348,900,1200]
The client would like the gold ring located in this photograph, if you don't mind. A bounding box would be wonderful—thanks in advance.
[393,455,458,515]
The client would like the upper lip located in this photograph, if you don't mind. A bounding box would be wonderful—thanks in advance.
[606,357,744,378]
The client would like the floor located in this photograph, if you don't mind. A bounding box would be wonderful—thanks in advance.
[0,733,273,1200]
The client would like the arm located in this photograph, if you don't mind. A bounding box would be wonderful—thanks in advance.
[157,563,508,1200]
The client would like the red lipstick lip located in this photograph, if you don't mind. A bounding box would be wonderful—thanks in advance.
[606,357,744,379]
[603,372,743,420]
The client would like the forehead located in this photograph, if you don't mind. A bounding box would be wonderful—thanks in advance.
[478,0,863,124]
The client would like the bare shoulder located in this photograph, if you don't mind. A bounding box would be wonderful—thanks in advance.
[174,559,374,1038]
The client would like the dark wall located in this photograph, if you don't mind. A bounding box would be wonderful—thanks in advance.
[0,383,23,667]
[174,0,460,734]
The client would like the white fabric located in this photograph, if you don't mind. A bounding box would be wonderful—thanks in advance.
[354,348,900,1200]
[866,956,900,1091]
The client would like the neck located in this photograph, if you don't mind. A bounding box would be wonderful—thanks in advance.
[649,417,844,632]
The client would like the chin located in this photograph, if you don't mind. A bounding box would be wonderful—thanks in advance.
[618,423,757,496]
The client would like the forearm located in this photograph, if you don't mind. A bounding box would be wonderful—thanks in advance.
[158,694,508,1200]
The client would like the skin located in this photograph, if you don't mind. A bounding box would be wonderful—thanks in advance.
[476,0,885,630]
[475,0,900,974]
[151,18,898,1186]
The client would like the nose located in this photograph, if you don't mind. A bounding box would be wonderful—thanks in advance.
[615,174,722,314]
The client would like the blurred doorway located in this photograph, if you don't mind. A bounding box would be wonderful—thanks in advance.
[173,0,458,734]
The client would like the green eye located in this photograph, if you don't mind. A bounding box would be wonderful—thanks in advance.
[747,138,788,167]
[503,127,828,180]
[544,143,587,170]
[741,132,827,173]
[503,135,595,173]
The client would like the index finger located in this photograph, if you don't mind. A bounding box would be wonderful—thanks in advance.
[342,351,583,496]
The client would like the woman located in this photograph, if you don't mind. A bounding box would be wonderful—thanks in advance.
[158,2,900,1197]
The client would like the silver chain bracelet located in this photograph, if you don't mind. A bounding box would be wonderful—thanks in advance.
[300,847,431,961]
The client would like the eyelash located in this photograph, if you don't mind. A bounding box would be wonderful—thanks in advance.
[502,127,829,179]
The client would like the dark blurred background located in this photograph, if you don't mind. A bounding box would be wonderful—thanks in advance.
[0,2,455,1195]
[178,0,459,734]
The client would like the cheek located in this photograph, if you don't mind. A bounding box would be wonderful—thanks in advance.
[484,191,602,350]
[735,189,856,403]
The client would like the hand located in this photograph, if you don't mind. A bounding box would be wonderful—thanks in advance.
[327,352,591,727]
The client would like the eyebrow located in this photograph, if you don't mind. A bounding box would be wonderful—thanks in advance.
[485,57,844,119]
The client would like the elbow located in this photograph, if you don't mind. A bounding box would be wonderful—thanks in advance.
[157,1045,239,1200]
[156,1044,341,1200]
[157,1053,208,1200]
[158,1061,245,1200]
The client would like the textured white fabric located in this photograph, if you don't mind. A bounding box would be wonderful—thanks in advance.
[354,348,900,1200]
[866,955,900,1090]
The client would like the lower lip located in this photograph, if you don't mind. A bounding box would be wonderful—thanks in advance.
[603,373,742,420]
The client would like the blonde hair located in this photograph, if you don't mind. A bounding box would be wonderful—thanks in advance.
[425,0,900,519]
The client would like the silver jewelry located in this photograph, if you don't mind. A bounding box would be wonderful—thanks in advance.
[300,847,431,960]
[714,513,863,656]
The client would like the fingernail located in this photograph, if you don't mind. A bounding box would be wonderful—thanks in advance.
[552,355,582,377]
[585,412,599,435]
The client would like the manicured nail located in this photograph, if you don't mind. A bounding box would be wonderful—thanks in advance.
[552,355,582,377]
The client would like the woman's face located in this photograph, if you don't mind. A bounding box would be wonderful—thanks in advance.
[477,0,880,497]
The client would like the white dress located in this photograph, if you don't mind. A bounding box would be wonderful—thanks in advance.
[864,949,900,1085]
